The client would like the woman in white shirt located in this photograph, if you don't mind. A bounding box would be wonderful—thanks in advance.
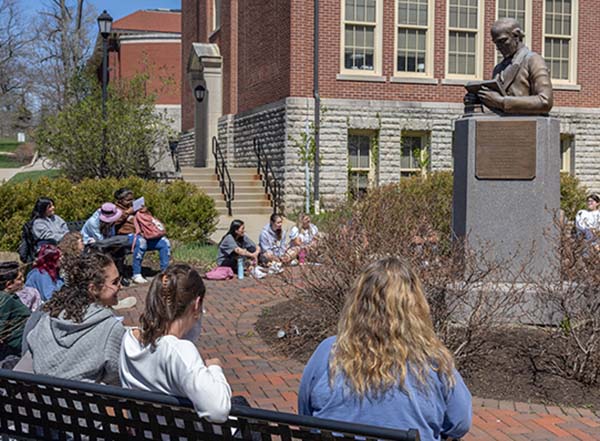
[289,213,319,262]
[119,263,232,422]
[575,194,600,243]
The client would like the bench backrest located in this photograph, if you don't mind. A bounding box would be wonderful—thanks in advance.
[0,369,420,441]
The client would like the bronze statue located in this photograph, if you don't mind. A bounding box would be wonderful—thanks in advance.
[465,18,553,115]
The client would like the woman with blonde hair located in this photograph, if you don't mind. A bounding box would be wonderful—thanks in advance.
[298,257,471,441]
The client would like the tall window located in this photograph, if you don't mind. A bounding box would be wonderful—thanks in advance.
[348,132,374,199]
[213,0,221,31]
[496,0,531,62]
[342,0,379,73]
[544,0,577,83]
[396,0,432,76]
[447,0,481,77]
[560,134,574,174]
[401,131,430,177]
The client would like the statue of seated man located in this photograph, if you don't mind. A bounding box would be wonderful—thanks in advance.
[465,18,553,115]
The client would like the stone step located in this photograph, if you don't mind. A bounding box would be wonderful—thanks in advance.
[214,199,271,208]
[216,206,273,215]
[181,167,258,177]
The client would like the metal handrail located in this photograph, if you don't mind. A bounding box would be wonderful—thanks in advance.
[253,138,282,214]
[212,137,235,216]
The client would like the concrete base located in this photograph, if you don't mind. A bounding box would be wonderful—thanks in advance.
[452,115,560,281]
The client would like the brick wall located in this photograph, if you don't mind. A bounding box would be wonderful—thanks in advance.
[286,0,600,108]
[112,41,181,105]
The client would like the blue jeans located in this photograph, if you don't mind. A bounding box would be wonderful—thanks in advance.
[131,235,171,276]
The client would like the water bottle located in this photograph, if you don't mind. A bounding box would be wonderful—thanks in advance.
[237,257,244,280]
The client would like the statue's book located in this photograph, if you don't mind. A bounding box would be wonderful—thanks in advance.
[465,78,506,96]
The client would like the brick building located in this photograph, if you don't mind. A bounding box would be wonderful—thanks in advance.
[181,0,600,211]
[104,9,182,131]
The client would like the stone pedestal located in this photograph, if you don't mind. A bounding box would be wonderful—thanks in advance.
[452,115,560,281]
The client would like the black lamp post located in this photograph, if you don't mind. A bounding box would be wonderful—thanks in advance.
[97,10,113,177]
[194,84,206,103]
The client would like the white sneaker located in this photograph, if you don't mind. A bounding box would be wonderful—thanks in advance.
[132,274,148,284]
[113,296,137,310]
[251,267,266,279]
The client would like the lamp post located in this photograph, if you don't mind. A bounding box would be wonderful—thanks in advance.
[97,10,113,177]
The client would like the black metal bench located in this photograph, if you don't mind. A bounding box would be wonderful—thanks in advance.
[0,369,420,441]
[66,220,85,233]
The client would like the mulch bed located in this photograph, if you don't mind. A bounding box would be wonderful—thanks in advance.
[256,298,600,412]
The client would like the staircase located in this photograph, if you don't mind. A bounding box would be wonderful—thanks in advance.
[181,167,273,216]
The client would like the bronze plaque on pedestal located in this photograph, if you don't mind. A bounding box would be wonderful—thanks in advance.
[475,120,537,180]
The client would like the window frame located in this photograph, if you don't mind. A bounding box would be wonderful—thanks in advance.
[340,0,383,76]
[400,130,430,177]
[393,0,435,79]
[542,0,579,85]
[348,130,377,199]
[212,0,221,32]
[445,0,484,80]
[560,133,575,175]
[495,0,532,63]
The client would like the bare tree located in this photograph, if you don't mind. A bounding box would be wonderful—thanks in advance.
[0,0,35,136]
[33,0,96,111]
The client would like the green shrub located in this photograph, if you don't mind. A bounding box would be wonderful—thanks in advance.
[0,177,218,251]
[560,172,587,220]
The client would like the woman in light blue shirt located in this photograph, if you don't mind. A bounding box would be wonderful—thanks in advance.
[298,257,472,441]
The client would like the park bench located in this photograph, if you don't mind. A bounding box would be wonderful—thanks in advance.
[0,368,420,441]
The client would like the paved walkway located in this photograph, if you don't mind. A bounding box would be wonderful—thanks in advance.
[116,272,600,440]
[0,156,47,184]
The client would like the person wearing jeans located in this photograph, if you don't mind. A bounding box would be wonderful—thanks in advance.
[131,236,171,284]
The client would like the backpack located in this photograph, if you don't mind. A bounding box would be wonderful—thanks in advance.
[133,210,166,240]
[18,221,35,264]
[204,266,234,280]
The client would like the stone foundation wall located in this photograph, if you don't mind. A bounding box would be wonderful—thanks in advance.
[210,98,600,213]
[177,131,195,167]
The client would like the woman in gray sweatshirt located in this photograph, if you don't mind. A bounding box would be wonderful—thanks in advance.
[23,252,125,385]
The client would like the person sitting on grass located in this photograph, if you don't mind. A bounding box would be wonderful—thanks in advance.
[23,252,125,385]
[114,188,171,284]
[31,197,69,252]
[24,244,63,302]
[217,220,261,272]
[0,262,31,368]
[259,213,297,267]
[120,263,232,422]
[298,257,472,441]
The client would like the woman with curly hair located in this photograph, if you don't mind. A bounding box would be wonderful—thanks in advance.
[23,252,125,385]
[120,263,232,422]
[298,257,471,441]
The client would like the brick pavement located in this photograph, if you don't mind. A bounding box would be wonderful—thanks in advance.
[116,274,600,441]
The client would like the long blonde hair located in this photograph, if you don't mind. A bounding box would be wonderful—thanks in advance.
[330,257,456,397]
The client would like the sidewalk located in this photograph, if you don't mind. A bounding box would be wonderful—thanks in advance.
[0,157,48,184]
[116,274,600,441]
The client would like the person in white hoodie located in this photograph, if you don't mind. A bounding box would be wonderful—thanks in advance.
[119,263,232,423]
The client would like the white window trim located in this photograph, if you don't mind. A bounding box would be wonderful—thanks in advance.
[212,0,221,32]
[348,130,377,191]
[445,0,484,80]
[542,0,579,85]
[340,0,383,76]
[495,0,532,56]
[400,131,430,176]
[393,0,435,79]
[560,134,574,175]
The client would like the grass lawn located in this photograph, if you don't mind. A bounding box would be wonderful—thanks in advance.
[172,242,218,270]
[8,169,62,183]
[0,155,25,168]
[0,139,20,153]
